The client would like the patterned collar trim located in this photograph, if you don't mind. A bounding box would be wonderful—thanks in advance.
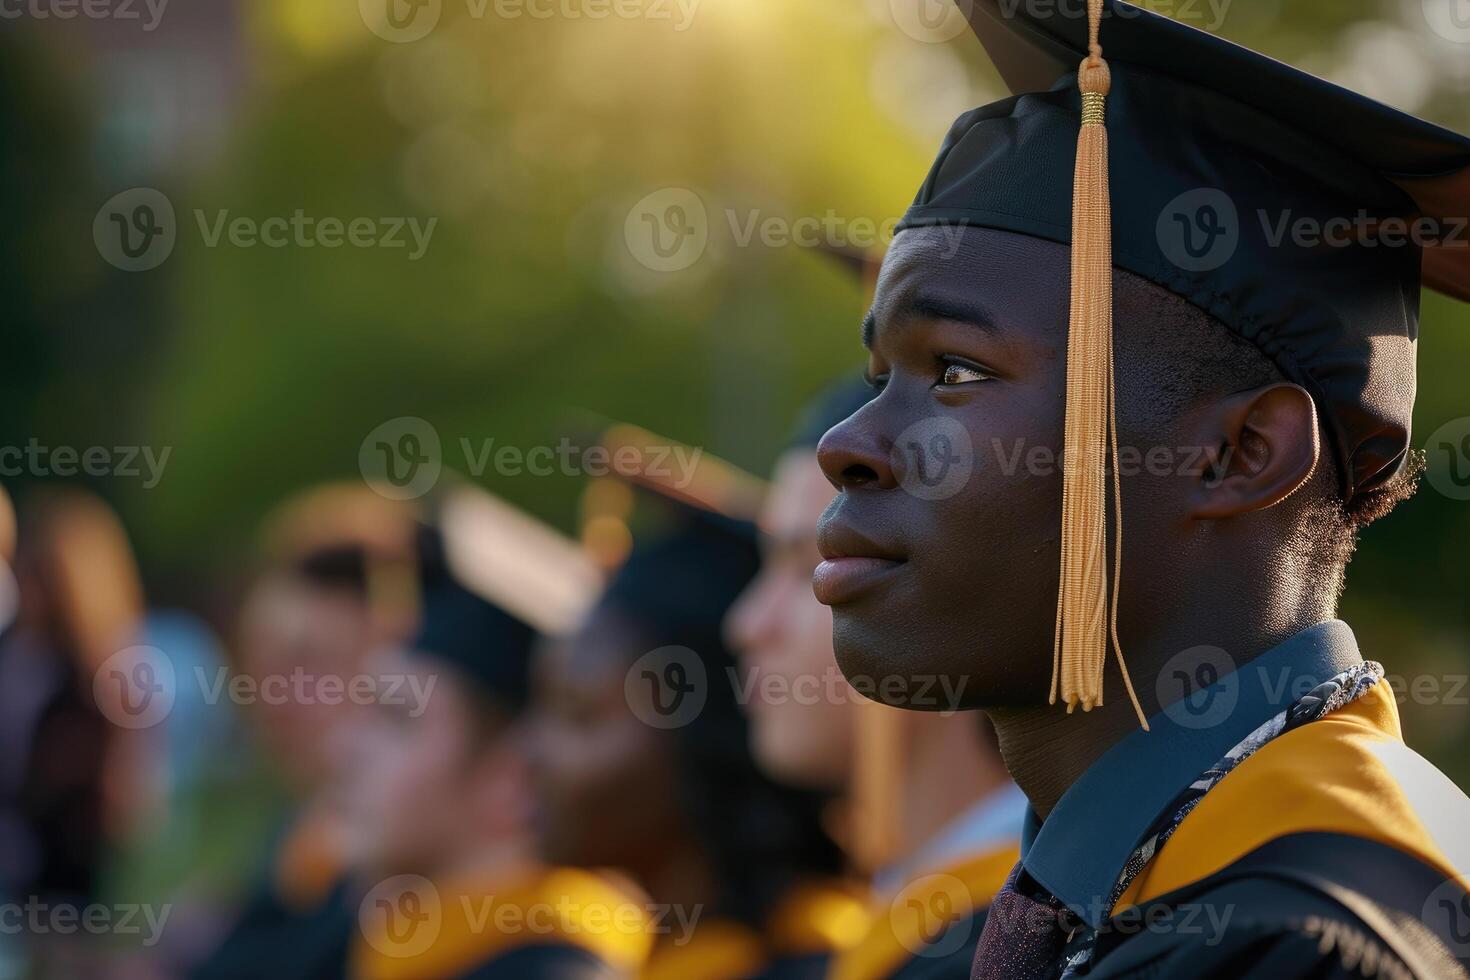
[1019,620,1365,927]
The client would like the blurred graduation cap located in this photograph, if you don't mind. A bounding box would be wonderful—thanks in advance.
[410,478,601,710]
[578,421,767,571]
[808,241,885,305]
[896,0,1470,724]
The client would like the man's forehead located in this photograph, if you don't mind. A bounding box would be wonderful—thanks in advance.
[865,226,1068,346]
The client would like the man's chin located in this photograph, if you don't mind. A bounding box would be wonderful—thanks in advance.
[831,617,982,712]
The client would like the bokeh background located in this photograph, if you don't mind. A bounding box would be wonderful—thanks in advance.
[1,0,1468,976]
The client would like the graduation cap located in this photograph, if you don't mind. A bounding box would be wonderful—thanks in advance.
[584,424,765,633]
[897,0,1470,726]
[409,480,600,710]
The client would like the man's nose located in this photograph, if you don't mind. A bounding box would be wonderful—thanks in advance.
[816,411,896,491]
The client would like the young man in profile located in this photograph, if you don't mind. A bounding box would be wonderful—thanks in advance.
[728,381,1025,979]
[813,0,1470,976]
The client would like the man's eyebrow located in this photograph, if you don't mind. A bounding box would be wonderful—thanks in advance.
[863,290,1000,348]
[909,289,1001,333]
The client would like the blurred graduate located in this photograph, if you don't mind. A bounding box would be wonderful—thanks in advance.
[530,431,863,979]
[191,485,420,980]
[342,481,650,980]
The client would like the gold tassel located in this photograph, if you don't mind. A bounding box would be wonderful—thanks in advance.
[1051,0,1149,731]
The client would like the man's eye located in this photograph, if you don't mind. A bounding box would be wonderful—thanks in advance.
[940,361,991,385]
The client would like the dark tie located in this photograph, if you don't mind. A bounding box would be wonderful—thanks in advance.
[970,862,1077,980]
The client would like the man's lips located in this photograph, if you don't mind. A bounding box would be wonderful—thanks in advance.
[813,521,906,606]
[812,556,903,605]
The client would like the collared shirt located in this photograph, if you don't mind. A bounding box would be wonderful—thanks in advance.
[875,783,1029,898]
[1019,619,1366,929]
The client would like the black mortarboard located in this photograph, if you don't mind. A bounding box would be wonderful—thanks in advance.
[901,0,1470,500]
[410,481,599,711]
[601,497,761,638]
[896,0,1470,723]
[411,567,538,710]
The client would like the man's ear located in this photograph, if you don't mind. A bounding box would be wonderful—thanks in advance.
[1190,383,1320,518]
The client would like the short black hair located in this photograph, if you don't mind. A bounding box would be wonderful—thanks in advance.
[1114,269,1421,602]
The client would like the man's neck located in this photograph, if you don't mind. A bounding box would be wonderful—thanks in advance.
[988,593,1332,819]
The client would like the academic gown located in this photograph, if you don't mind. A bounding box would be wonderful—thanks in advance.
[969,620,1470,979]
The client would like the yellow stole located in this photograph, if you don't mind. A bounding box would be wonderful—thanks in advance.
[639,879,868,980]
[1116,681,1470,913]
[828,845,1019,980]
[351,866,653,980]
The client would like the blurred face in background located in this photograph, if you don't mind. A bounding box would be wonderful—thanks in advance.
[342,648,530,880]
[236,577,383,793]
[727,449,855,790]
[528,603,686,874]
